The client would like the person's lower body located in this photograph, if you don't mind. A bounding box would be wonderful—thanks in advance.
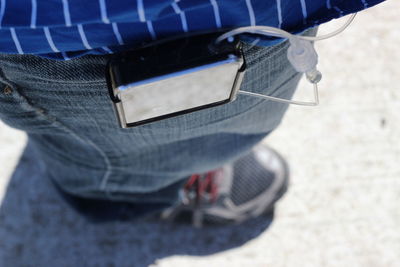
[0,28,317,222]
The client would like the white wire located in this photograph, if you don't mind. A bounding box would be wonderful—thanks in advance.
[238,83,319,106]
[216,26,292,44]
[216,13,357,106]
[300,13,357,41]
[216,13,357,44]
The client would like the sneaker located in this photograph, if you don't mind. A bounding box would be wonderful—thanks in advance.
[160,145,289,227]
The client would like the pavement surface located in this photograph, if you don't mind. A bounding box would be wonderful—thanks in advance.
[0,1,399,266]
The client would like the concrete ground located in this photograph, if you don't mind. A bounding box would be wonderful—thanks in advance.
[0,1,399,266]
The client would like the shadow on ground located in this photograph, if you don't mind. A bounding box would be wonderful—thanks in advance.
[0,144,274,267]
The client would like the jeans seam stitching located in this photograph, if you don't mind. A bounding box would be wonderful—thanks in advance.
[0,67,113,195]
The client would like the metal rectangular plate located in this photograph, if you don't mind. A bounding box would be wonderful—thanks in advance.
[114,57,244,128]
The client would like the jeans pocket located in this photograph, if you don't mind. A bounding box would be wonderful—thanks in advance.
[0,80,59,133]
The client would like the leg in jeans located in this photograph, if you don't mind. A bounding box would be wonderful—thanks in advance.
[0,28,317,217]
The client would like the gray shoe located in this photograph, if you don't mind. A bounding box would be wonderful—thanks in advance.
[160,145,289,227]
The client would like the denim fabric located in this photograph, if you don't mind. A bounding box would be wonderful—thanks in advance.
[0,28,316,206]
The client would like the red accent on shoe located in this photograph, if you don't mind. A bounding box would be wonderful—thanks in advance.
[184,170,222,205]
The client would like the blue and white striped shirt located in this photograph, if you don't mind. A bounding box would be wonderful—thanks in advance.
[0,0,385,60]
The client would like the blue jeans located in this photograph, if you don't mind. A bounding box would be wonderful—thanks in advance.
[0,29,316,208]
